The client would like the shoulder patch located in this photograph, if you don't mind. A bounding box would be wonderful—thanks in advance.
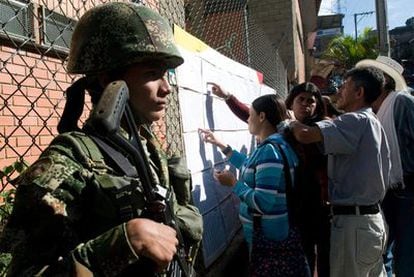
[18,154,82,191]
[25,157,52,180]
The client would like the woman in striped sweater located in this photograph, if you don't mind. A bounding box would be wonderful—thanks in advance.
[199,94,308,276]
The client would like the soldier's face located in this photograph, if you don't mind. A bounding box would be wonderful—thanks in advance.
[122,63,172,124]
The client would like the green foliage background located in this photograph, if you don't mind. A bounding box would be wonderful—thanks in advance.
[0,161,28,275]
[322,27,379,69]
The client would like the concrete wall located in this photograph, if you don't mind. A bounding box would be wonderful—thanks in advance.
[247,0,310,84]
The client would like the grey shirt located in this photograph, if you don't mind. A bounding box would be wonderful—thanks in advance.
[316,107,390,205]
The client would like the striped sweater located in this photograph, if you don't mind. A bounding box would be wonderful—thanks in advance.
[229,133,298,245]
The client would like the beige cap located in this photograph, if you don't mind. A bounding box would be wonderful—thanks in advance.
[356,56,407,91]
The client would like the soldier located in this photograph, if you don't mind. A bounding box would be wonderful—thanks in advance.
[0,2,202,276]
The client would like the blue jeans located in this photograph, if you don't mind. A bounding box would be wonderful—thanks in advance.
[382,188,414,277]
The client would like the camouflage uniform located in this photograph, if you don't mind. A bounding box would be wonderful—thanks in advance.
[0,3,202,276]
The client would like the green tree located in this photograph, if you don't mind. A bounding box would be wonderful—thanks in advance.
[322,27,379,70]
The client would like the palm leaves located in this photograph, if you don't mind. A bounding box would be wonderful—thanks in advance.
[322,28,379,69]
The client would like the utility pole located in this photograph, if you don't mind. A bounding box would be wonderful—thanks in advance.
[375,0,390,56]
[353,11,375,41]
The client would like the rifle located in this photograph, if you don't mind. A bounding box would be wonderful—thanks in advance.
[85,80,195,277]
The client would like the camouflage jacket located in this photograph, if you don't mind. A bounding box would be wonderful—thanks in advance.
[0,128,202,276]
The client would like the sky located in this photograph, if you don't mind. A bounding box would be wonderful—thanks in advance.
[319,0,414,37]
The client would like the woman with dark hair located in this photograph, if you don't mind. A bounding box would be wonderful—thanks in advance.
[210,82,331,277]
[285,82,326,123]
[199,94,310,276]
[284,82,331,277]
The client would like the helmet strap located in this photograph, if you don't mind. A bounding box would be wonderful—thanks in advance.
[57,77,87,133]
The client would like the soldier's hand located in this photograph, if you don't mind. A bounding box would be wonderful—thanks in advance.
[126,218,178,271]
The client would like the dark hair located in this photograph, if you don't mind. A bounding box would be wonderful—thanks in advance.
[344,67,385,104]
[285,82,325,122]
[322,95,342,117]
[252,94,287,127]
[383,73,396,93]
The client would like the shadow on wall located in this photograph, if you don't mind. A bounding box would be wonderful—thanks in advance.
[191,91,249,272]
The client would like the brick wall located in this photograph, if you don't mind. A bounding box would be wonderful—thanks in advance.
[1,45,76,169]
[0,0,181,170]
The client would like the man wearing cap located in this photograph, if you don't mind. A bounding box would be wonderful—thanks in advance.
[0,3,202,276]
[356,56,414,277]
[290,67,390,277]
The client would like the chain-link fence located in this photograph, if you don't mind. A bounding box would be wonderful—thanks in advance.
[1,0,287,182]
[0,0,186,197]
[185,0,287,92]
[0,0,287,260]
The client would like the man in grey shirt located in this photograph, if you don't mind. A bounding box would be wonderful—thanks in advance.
[291,67,390,277]
[357,56,414,277]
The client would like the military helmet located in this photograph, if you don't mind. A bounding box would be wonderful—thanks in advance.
[67,2,184,74]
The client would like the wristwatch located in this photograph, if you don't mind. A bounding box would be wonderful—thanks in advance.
[221,145,232,155]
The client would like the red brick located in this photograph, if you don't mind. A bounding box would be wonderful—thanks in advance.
[16,136,35,147]
[34,107,53,117]
[0,72,13,84]
[6,64,26,76]
[54,72,67,82]
[1,46,18,54]
[25,51,39,58]
[17,76,36,87]
[30,147,42,158]
[47,88,64,99]
[0,51,14,64]
[1,84,19,95]
[36,97,54,108]
[35,78,53,89]
[3,106,30,117]
[13,55,37,67]
[21,116,39,126]
[55,100,65,109]
[39,135,54,146]
[27,87,43,97]
[1,116,16,126]
[32,68,49,79]
[37,60,57,71]
[4,126,29,136]
[0,146,5,159]
[29,126,52,136]
[13,95,33,106]
[5,147,24,159]
[44,116,59,126]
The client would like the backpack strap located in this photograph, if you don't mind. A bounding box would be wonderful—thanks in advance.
[49,132,106,171]
[267,141,298,226]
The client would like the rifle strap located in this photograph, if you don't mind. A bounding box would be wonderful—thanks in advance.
[88,134,144,221]
[89,135,138,177]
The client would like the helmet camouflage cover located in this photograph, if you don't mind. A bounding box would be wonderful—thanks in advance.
[67,2,184,74]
